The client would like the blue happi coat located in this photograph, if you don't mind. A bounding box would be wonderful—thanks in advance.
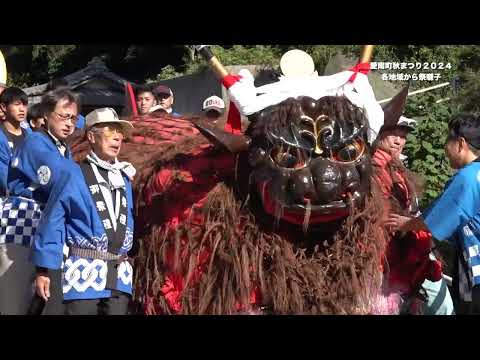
[0,129,12,194]
[30,159,134,300]
[8,129,72,204]
[0,131,69,247]
[0,126,28,194]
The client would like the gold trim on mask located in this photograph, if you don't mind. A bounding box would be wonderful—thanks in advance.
[299,114,333,155]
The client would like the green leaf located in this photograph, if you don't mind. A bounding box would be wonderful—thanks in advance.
[422,141,433,152]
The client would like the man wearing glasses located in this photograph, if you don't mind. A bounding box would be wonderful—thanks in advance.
[32,108,136,315]
[0,88,80,314]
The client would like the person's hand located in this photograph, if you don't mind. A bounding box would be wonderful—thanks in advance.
[35,274,50,302]
[385,214,411,233]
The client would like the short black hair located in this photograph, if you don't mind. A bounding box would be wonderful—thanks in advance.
[27,103,44,121]
[41,88,81,115]
[448,113,480,151]
[46,78,69,92]
[136,85,155,99]
[0,87,28,106]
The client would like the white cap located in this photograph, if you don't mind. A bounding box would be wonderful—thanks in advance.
[85,107,133,133]
[202,96,225,113]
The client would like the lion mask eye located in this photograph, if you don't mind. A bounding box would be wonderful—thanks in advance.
[333,139,365,163]
[270,146,308,169]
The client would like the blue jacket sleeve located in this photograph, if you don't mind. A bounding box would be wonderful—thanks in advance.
[423,170,480,241]
[0,136,11,193]
[127,181,134,234]
[125,178,137,256]
[8,136,64,199]
[30,162,78,269]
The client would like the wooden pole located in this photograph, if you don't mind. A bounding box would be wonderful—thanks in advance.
[194,46,229,80]
[359,45,375,64]
[208,56,229,80]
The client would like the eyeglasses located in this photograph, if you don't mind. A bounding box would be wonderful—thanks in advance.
[93,126,125,139]
[54,111,78,123]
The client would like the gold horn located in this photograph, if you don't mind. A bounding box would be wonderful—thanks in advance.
[359,45,375,64]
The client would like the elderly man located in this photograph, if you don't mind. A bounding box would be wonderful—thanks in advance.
[373,114,454,315]
[33,108,136,315]
[0,88,80,315]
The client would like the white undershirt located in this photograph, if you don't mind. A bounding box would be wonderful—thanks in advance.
[47,130,67,157]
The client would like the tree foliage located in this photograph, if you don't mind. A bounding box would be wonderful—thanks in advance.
[403,92,460,208]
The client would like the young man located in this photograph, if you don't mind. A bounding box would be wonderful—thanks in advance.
[33,108,135,315]
[202,95,225,122]
[0,87,28,193]
[136,85,157,116]
[0,89,80,315]
[373,116,454,315]
[387,113,480,314]
[152,85,180,116]
[27,103,45,130]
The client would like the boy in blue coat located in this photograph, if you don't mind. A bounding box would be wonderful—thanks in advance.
[0,87,28,194]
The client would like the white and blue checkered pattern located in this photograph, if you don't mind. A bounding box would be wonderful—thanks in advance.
[0,196,43,247]
[457,223,480,301]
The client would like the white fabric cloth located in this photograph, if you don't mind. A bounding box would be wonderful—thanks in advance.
[227,69,385,143]
[86,151,136,185]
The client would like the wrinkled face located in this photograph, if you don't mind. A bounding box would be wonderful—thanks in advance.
[88,123,125,162]
[246,96,372,226]
[0,100,27,125]
[376,127,408,159]
[158,93,173,110]
[46,99,78,140]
